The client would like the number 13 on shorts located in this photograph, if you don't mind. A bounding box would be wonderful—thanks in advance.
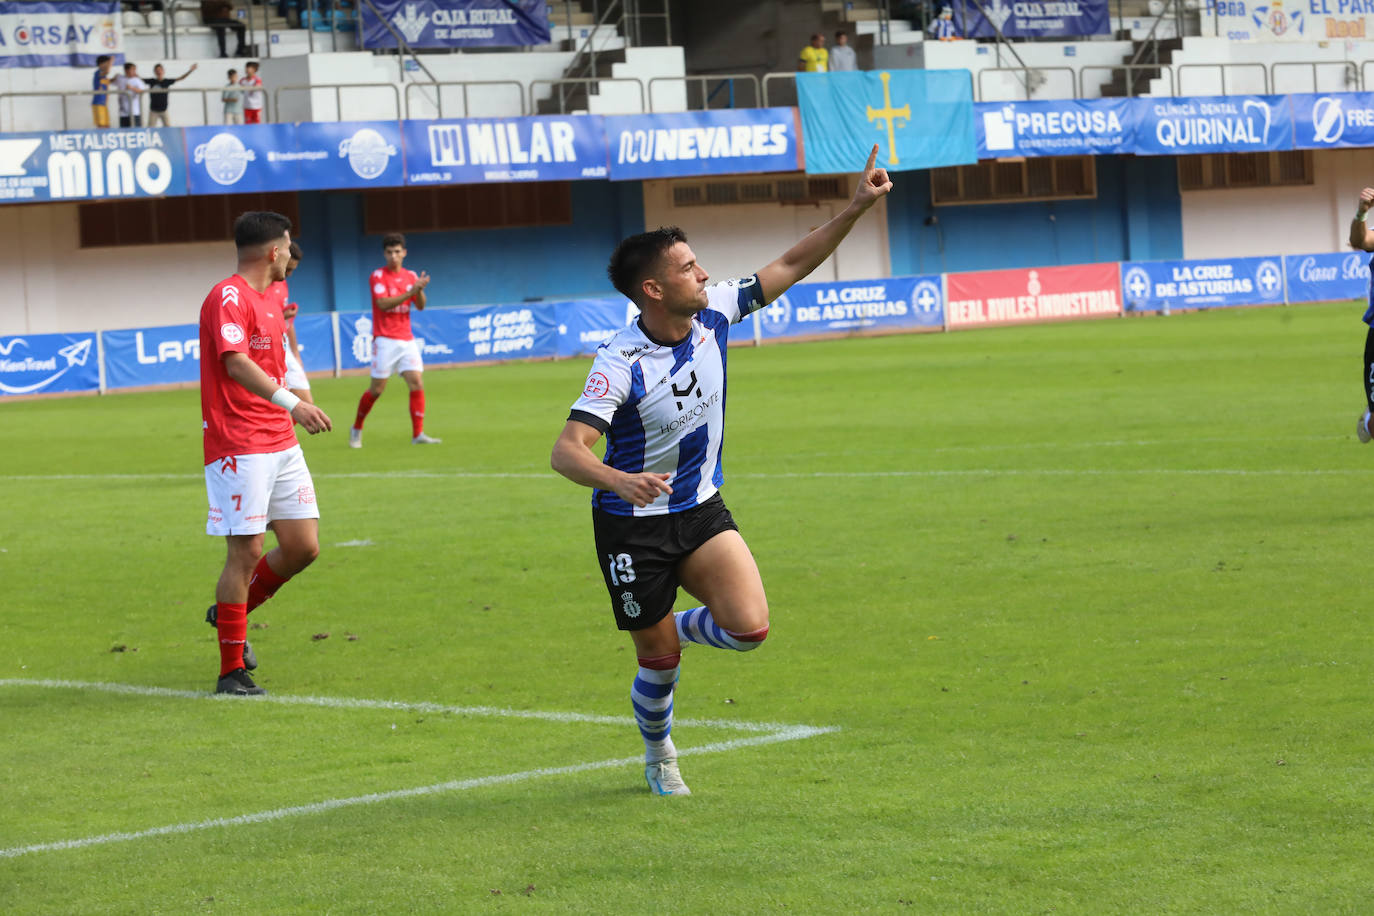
[606,553,636,585]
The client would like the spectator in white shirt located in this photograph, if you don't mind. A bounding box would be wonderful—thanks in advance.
[829,31,859,71]
[114,62,147,128]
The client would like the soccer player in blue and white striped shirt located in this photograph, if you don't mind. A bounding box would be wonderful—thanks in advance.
[551,146,893,796]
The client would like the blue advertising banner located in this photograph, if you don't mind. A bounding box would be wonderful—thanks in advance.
[0,2,120,68]
[339,303,558,368]
[361,0,548,49]
[555,297,632,358]
[952,0,1110,38]
[976,98,1135,159]
[605,108,801,181]
[1132,96,1293,155]
[754,275,943,340]
[185,122,404,194]
[1290,92,1374,150]
[0,332,98,396]
[293,313,335,373]
[797,70,975,174]
[1122,257,1285,312]
[0,128,185,202]
[1284,251,1368,304]
[102,323,198,390]
[401,116,608,184]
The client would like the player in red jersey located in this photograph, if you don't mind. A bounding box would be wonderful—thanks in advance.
[267,242,314,404]
[349,232,440,447]
[200,211,332,696]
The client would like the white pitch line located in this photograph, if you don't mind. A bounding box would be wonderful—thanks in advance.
[0,467,1370,484]
[0,725,833,861]
[0,679,838,859]
[0,678,796,733]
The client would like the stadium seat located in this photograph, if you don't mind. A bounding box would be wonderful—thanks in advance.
[173,9,199,25]
[145,9,163,26]
[122,10,146,28]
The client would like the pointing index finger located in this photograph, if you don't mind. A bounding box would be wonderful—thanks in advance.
[865,144,879,173]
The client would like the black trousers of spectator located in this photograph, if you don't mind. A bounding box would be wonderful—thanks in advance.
[206,17,249,57]
[119,114,143,128]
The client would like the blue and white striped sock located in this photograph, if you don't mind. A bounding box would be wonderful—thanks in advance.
[632,654,679,763]
[675,606,769,651]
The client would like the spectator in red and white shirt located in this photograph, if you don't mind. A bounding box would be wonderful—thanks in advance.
[350,231,439,446]
[199,211,331,696]
[239,60,265,123]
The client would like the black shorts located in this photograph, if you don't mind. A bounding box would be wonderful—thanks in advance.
[1363,325,1374,413]
[591,492,739,631]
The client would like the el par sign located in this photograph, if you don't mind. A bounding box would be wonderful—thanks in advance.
[0,129,185,202]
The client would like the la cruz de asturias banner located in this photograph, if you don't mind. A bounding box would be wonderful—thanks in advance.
[0,1,120,68]
[952,0,1110,38]
[0,128,185,202]
[1121,257,1285,312]
[605,108,801,181]
[755,276,944,340]
[976,99,1135,158]
[1133,95,1293,155]
[797,70,975,174]
[1209,0,1372,40]
[946,263,1122,328]
[0,333,97,395]
[1284,251,1369,303]
[361,0,548,49]
[402,116,608,184]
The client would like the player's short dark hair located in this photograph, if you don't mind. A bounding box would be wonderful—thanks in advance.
[834,29,846,39]
[246,60,259,70]
[289,241,303,260]
[96,55,111,65]
[123,62,136,72]
[607,226,688,303]
[381,232,406,249]
[233,211,292,252]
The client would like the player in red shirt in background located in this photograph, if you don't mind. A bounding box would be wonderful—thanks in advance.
[349,232,440,446]
[270,242,314,404]
[200,212,332,696]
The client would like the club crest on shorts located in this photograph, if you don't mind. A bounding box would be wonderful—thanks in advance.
[620,591,642,618]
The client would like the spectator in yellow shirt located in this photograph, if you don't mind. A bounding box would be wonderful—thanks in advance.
[797,33,828,72]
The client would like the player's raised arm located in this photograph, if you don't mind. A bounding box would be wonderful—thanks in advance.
[223,351,332,433]
[755,143,894,304]
[551,419,672,508]
[1352,188,1374,252]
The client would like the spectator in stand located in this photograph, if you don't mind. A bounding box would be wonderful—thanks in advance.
[240,61,265,124]
[929,6,959,40]
[829,30,858,71]
[223,68,244,124]
[202,0,249,59]
[91,54,114,128]
[113,62,147,128]
[146,62,198,127]
[797,32,828,72]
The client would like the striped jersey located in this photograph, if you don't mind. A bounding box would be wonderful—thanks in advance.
[568,276,766,516]
[1364,254,1374,325]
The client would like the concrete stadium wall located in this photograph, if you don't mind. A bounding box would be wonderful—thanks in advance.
[884,155,1184,276]
[0,181,646,335]
[1181,148,1373,260]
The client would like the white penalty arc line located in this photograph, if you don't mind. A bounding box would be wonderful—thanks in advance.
[0,679,837,860]
[1,467,1371,483]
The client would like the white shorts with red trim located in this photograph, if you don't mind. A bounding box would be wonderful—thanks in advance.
[205,444,319,537]
[370,336,423,379]
[284,348,310,390]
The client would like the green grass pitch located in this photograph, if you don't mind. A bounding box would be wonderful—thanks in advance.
[3,302,1374,913]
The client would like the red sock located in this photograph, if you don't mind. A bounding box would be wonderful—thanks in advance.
[216,602,248,676]
[247,555,290,612]
[409,390,426,438]
[354,389,379,430]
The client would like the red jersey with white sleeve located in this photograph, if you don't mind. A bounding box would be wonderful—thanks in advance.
[199,275,298,465]
[370,266,419,341]
[265,279,295,330]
